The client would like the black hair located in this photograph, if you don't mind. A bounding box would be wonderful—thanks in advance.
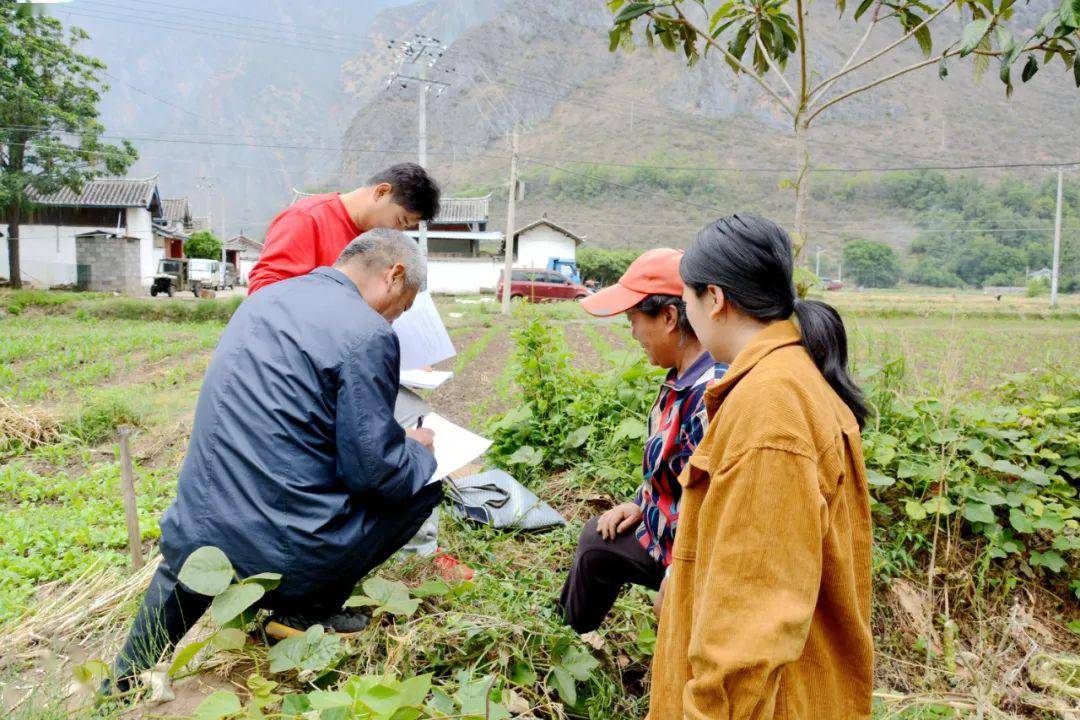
[634,293,696,339]
[367,163,441,221]
[679,214,869,427]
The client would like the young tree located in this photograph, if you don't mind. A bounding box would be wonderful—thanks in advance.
[607,0,1080,253]
[184,230,222,260]
[0,3,136,288]
[843,238,902,286]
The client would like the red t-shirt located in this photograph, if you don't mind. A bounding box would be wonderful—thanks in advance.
[248,193,361,294]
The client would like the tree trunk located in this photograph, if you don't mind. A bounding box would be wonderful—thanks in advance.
[7,203,21,290]
[792,121,811,263]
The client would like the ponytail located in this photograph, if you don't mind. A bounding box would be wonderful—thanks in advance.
[793,299,869,427]
[681,214,869,427]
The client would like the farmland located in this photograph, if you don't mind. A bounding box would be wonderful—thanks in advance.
[0,289,1078,719]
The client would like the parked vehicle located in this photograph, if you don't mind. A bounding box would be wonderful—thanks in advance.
[151,258,195,297]
[820,276,844,291]
[188,258,220,289]
[223,262,239,290]
[546,258,581,284]
[497,269,593,303]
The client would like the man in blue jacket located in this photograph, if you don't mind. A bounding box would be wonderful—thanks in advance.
[110,228,440,690]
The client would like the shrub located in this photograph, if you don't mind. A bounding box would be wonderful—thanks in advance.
[1026,277,1051,297]
[65,392,144,445]
[577,247,639,286]
[843,239,901,288]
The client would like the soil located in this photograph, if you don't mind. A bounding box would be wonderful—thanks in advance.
[429,326,515,430]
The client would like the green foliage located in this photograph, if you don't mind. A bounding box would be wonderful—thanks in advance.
[486,306,661,495]
[0,4,137,287]
[907,257,963,288]
[184,230,223,260]
[863,365,1079,595]
[65,391,143,445]
[577,247,640,285]
[843,239,901,288]
[1027,277,1051,297]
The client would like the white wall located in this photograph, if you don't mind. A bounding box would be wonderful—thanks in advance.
[0,223,104,286]
[517,225,577,270]
[126,207,156,287]
[0,207,155,289]
[427,258,502,295]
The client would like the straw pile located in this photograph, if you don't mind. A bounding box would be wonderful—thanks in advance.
[0,396,61,454]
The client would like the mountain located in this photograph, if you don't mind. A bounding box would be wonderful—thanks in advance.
[53,0,1079,259]
[338,0,1080,258]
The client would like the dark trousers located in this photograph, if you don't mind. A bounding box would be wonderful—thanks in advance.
[558,516,665,633]
[112,483,443,688]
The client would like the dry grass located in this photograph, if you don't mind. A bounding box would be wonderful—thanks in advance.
[0,397,61,456]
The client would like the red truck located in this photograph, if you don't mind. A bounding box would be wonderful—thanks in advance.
[496,269,593,303]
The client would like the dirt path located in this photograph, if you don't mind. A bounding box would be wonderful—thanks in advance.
[428,323,514,430]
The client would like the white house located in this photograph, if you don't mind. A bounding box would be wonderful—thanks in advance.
[511,219,584,271]
[224,234,264,284]
[0,176,164,288]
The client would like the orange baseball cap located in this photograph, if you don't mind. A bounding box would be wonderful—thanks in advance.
[580,248,685,317]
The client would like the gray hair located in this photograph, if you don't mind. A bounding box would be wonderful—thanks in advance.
[335,228,426,290]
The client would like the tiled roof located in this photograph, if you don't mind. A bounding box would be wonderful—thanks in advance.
[27,176,160,208]
[161,197,191,223]
[225,234,264,251]
[434,195,490,224]
[514,219,586,245]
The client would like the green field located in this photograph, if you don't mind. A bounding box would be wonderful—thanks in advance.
[0,290,1077,720]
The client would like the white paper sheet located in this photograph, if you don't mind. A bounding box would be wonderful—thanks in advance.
[421,412,492,484]
[392,291,456,371]
[400,369,454,390]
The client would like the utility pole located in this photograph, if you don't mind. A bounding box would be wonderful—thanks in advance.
[1051,168,1063,308]
[814,245,823,277]
[501,125,521,316]
[837,256,843,284]
[388,34,448,257]
[418,74,428,255]
[219,194,227,289]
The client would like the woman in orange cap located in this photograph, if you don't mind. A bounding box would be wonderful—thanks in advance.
[557,248,726,633]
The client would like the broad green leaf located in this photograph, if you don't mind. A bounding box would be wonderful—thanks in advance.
[242,572,282,591]
[307,690,352,710]
[411,578,451,598]
[178,546,234,596]
[395,674,434,710]
[867,469,895,488]
[612,417,647,444]
[1029,550,1066,572]
[923,496,956,515]
[991,459,1024,476]
[194,690,242,720]
[959,19,990,57]
[211,583,265,625]
[1033,511,1064,533]
[1020,467,1051,485]
[210,628,247,651]
[168,639,208,677]
[1068,619,1080,635]
[509,659,537,686]
[558,646,600,681]
[549,667,577,706]
[1009,508,1035,533]
[854,0,875,21]
[929,428,958,444]
[508,445,543,466]
[457,675,508,719]
[905,499,928,521]
[351,577,421,617]
[563,425,594,449]
[962,502,996,525]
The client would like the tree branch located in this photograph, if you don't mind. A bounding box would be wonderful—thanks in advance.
[808,1,883,106]
[755,30,796,98]
[808,0,956,104]
[806,38,1051,124]
[795,0,809,111]
[665,8,796,117]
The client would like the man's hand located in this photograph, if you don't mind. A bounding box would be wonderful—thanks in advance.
[405,427,435,452]
[596,501,642,541]
[653,576,667,619]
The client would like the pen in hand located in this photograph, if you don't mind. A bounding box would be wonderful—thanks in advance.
[416,415,424,429]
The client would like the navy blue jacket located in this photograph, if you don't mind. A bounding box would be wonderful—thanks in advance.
[159,267,436,595]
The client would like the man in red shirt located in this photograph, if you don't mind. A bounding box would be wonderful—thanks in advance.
[248,163,440,294]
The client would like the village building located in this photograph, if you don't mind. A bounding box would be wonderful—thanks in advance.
[157,197,194,259]
[0,176,169,289]
[223,233,264,285]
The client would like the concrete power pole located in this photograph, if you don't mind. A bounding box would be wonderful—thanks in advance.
[501,126,521,316]
[814,245,823,277]
[389,34,448,257]
[1051,168,1063,308]
[418,75,428,255]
